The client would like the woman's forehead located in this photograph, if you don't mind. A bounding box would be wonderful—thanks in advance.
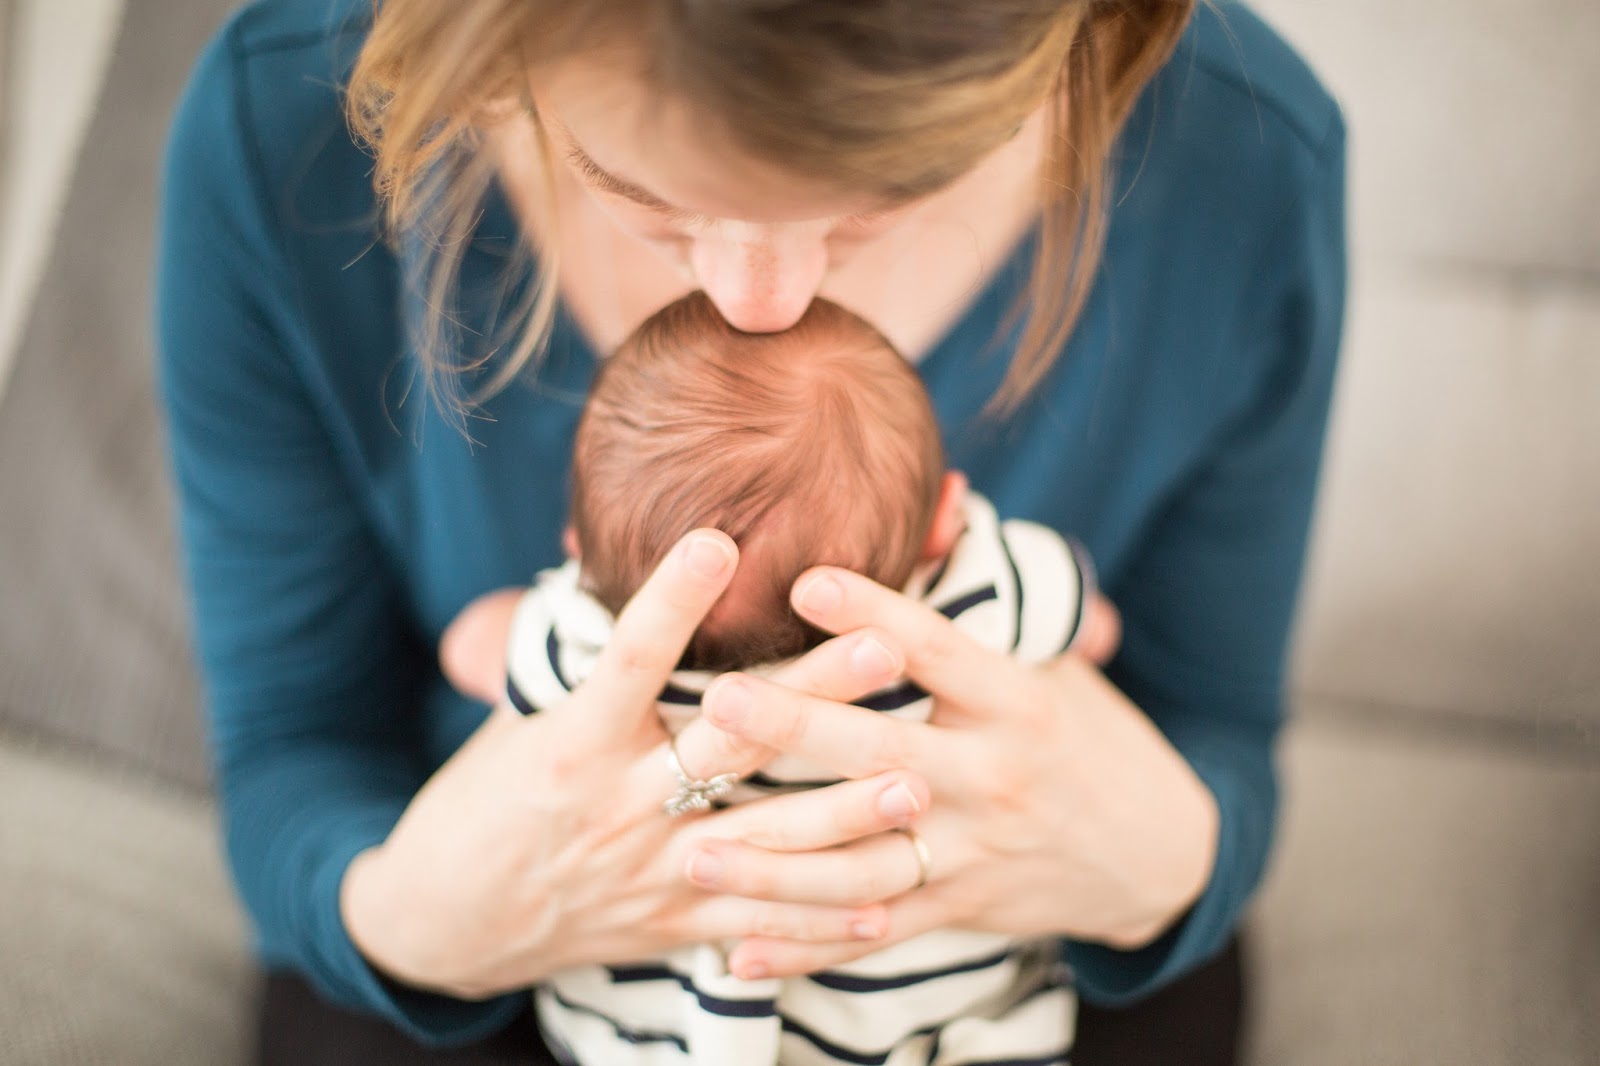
[534,60,884,225]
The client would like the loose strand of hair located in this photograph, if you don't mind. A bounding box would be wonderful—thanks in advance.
[986,2,1191,418]
[470,113,563,408]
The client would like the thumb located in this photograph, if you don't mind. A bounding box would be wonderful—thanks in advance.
[563,530,739,750]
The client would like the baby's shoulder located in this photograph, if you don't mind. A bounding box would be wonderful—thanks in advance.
[922,494,1087,663]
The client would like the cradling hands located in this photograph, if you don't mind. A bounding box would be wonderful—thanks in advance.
[688,565,1221,980]
[341,531,930,999]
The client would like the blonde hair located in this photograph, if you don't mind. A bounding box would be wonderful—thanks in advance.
[346,0,1193,418]
[573,292,943,671]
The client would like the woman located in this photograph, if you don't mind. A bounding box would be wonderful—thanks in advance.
[156,0,1344,1063]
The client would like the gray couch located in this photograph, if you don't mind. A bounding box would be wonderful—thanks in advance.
[2,2,1596,1064]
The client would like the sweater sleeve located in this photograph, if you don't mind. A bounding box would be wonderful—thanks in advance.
[154,23,524,1045]
[1067,113,1348,1004]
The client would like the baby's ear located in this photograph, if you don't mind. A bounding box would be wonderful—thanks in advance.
[563,525,581,561]
[920,471,969,560]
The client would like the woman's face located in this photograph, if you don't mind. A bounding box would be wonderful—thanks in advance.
[533,61,934,332]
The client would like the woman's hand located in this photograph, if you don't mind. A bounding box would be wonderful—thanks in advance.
[689,566,1221,980]
[339,531,929,1000]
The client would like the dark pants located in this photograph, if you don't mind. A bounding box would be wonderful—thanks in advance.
[259,937,1244,1066]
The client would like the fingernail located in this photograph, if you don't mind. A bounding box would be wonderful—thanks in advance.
[707,678,752,726]
[877,783,922,820]
[795,574,843,615]
[684,536,733,579]
[851,919,883,940]
[850,635,897,678]
[739,961,769,981]
[686,851,722,887]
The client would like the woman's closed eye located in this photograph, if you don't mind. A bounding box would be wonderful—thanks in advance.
[566,144,707,226]
[565,141,918,239]
[831,205,914,240]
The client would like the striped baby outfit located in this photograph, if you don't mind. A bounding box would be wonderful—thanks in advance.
[504,492,1094,1066]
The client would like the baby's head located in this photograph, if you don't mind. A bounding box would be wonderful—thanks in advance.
[570,292,963,672]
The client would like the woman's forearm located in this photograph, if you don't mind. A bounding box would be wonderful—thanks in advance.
[1058,658,1221,949]
[1064,661,1280,1004]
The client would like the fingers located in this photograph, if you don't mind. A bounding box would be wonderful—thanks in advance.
[702,672,947,782]
[696,771,929,853]
[790,567,1026,717]
[665,717,769,801]
[682,830,927,907]
[766,627,904,703]
[725,893,950,979]
[570,530,736,743]
[669,628,906,784]
[682,896,889,948]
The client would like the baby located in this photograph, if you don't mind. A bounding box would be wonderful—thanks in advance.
[442,292,1118,1066]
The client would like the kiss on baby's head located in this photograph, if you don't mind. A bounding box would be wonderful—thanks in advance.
[571,291,945,672]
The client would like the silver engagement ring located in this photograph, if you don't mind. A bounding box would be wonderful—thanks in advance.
[663,735,738,817]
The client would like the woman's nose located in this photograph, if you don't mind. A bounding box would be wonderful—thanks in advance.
[689,225,829,333]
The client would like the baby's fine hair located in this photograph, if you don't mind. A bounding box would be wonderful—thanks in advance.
[572,292,945,671]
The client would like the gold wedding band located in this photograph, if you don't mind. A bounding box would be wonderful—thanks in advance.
[896,826,932,890]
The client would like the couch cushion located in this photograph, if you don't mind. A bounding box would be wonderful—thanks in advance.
[1292,264,1600,734]
[1254,0,1600,273]
[1261,0,1600,740]
[1247,706,1600,1065]
[0,0,236,789]
[0,0,125,382]
[0,732,251,1065]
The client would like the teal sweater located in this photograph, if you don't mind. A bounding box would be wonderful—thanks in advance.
[156,0,1344,1047]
